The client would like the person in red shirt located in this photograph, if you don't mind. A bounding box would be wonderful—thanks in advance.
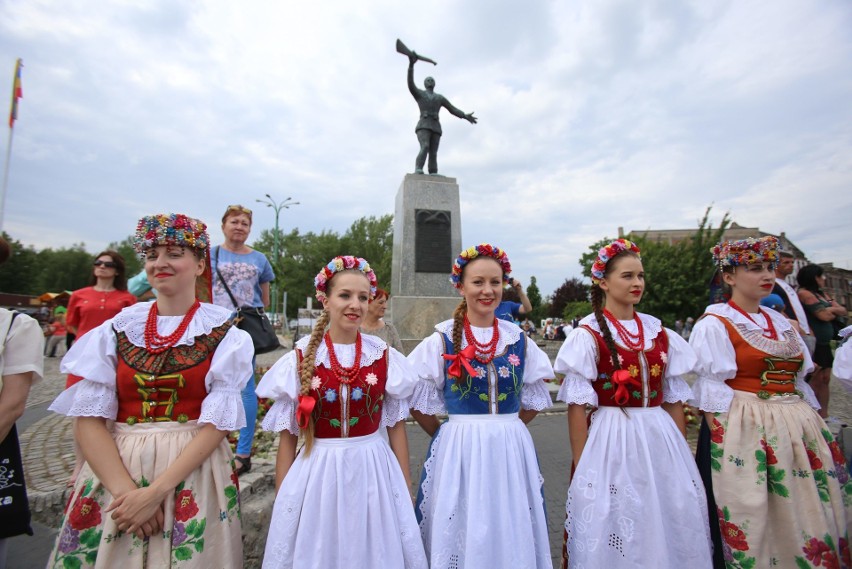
[64,250,136,486]
[65,251,137,369]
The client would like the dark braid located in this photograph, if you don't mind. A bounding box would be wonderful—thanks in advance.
[451,298,467,384]
[591,285,620,370]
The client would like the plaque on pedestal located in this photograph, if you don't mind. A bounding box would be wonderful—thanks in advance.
[389,174,462,353]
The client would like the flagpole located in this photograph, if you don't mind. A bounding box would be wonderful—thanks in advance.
[0,124,13,232]
[1,58,22,233]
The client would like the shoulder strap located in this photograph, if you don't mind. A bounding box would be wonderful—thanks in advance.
[213,246,240,309]
[0,310,20,357]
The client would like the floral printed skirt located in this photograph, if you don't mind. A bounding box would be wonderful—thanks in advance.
[565,406,713,568]
[703,391,852,568]
[47,421,242,568]
[263,430,427,569]
[415,413,552,569]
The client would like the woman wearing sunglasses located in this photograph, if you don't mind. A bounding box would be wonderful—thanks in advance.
[64,250,136,485]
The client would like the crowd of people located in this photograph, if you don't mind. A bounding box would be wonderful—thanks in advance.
[1,208,851,568]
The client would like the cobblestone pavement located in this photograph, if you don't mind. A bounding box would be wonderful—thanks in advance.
[11,339,852,567]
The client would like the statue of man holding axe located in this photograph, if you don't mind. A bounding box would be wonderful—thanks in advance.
[397,39,477,176]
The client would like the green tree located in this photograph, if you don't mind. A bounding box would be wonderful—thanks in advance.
[34,244,94,293]
[341,214,393,290]
[107,235,143,277]
[0,232,40,294]
[563,301,592,321]
[577,207,731,326]
[549,277,589,318]
[526,276,544,323]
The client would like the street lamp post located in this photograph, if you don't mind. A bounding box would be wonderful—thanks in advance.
[255,194,299,325]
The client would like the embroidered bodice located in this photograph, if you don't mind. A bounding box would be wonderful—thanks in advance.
[440,332,527,414]
[709,314,804,398]
[300,347,390,438]
[583,324,670,408]
[114,323,231,424]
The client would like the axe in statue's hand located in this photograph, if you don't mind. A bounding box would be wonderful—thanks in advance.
[396,39,437,66]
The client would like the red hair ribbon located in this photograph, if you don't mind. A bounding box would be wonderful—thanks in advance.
[296,394,317,430]
[611,369,641,406]
[443,344,478,379]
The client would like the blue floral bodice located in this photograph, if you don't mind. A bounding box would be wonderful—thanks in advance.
[440,332,527,414]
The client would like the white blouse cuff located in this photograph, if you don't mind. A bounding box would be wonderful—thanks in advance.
[521,380,552,411]
[557,374,599,406]
[409,378,447,416]
[198,385,247,430]
[48,379,118,420]
[690,379,734,412]
[261,398,299,435]
[381,395,410,427]
[662,376,694,404]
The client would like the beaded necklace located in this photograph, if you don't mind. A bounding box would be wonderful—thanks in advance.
[727,300,778,340]
[324,332,362,384]
[602,309,645,351]
[463,315,500,363]
[144,300,201,354]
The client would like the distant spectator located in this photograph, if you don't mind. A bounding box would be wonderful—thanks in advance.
[544,318,555,340]
[797,264,848,419]
[361,287,403,352]
[496,278,532,323]
[681,317,694,340]
[674,319,684,336]
[772,251,815,354]
[0,237,44,569]
[43,313,67,358]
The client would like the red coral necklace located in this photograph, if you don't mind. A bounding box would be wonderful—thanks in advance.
[144,300,201,354]
[463,315,500,363]
[727,300,778,339]
[325,332,362,384]
[603,309,645,351]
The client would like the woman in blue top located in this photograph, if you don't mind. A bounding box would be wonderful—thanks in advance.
[407,244,554,569]
[211,204,275,475]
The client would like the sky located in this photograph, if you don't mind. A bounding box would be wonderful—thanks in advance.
[1,0,851,298]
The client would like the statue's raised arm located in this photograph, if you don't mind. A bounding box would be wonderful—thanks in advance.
[397,39,476,176]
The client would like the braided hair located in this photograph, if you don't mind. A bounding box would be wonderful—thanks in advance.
[297,309,329,455]
[591,249,641,372]
[450,298,468,384]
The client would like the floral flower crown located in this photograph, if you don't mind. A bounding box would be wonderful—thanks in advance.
[314,256,378,303]
[132,213,209,257]
[711,236,779,271]
[591,239,641,285]
[449,243,512,289]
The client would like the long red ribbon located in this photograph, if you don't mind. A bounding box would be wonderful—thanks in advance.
[443,344,478,379]
[296,394,317,430]
[611,369,641,406]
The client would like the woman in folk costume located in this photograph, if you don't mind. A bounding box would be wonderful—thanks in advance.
[691,236,852,569]
[556,238,712,568]
[46,214,254,568]
[256,256,427,569]
[407,244,554,569]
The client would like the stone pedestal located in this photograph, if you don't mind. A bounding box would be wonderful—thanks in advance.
[389,174,462,353]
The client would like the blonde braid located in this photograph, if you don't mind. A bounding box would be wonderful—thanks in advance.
[591,285,620,370]
[451,298,467,384]
[297,309,329,455]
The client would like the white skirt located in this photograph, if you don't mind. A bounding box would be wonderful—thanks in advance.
[566,406,712,568]
[262,431,427,569]
[417,413,552,569]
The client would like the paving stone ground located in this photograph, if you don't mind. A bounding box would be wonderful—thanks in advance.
[9,338,852,568]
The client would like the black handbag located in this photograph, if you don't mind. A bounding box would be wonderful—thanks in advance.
[0,312,33,539]
[214,247,281,354]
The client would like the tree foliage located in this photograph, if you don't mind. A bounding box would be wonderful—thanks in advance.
[578,207,731,326]
[549,277,589,318]
[525,276,544,322]
[251,215,394,317]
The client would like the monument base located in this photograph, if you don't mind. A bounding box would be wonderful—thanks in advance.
[391,295,461,354]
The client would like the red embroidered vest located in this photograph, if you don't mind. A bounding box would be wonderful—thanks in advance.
[582,324,670,408]
[299,347,389,438]
[114,323,231,424]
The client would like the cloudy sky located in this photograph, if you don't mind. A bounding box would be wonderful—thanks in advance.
[1,0,850,297]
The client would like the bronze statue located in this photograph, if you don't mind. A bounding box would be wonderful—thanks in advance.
[397,39,477,176]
